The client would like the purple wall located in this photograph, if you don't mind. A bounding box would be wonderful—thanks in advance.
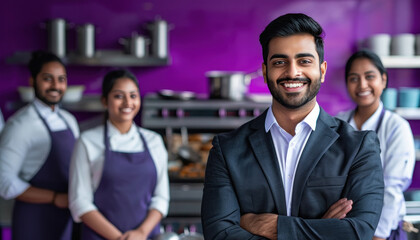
[1,0,420,186]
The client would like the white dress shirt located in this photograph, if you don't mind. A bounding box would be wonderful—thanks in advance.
[265,103,320,216]
[336,102,415,239]
[69,121,170,222]
[0,99,79,199]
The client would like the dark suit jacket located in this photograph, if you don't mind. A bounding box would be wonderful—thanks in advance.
[201,108,384,240]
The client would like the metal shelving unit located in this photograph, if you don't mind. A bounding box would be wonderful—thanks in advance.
[6,50,170,67]
[141,94,271,131]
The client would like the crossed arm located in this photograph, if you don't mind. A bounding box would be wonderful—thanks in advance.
[240,198,353,240]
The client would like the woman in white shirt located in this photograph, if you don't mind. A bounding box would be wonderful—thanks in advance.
[336,50,415,240]
[69,69,169,240]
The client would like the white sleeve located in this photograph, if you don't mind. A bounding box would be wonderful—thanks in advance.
[68,137,98,222]
[147,132,170,217]
[0,121,31,199]
[374,119,415,238]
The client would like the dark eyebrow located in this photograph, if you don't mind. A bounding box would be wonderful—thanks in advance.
[269,53,315,60]
[295,53,315,59]
[364,71,376,75]
[269,54,288,60]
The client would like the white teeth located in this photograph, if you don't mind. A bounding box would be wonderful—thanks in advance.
[284,83,304,88]
[358,91,371,96]
[121,108,132,113]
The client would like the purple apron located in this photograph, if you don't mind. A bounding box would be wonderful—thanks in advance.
[81,124,159,240]
[388,221,407,240]
[12,108,75,240]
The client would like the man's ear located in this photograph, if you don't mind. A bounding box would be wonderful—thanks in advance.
[320,61,327,83]
[29,77,34,87]
[262,63,267,84]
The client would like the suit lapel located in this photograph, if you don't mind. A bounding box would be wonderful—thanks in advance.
[290,109,339,216]
[249,111,287,215]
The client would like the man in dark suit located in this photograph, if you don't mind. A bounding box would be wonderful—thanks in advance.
[201,13,384,240]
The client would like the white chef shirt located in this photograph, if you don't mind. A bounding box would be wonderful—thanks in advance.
[68,121,170,222]
[265,103,319,216]
[336,102,415,239]
[0,99,79,199]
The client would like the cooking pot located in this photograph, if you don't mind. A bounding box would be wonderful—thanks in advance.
[119,32,150,58]
[206,70,260,101]
[77,23,95,58]
[46,18,67,58]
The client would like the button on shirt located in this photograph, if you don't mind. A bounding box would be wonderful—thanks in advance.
[265,103,319,216]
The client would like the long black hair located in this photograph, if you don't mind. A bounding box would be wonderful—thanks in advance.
[345,49,388,88]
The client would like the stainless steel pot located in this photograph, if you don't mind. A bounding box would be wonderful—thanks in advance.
[119,32,150,58]
[77,23,95,58]
[47,18,67,58]
[206,70,259,101]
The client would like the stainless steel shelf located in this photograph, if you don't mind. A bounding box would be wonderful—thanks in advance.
[6,50,170,67]
[380,56,420,68]
[141,94,271,130]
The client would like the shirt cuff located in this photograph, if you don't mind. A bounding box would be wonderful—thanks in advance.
[0,176,30,200]
[69,199,98,223]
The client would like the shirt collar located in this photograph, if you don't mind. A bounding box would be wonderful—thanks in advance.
[106,120,137,138]
[265,102,320,133]
[33,98,60,118]
[357,101,384,131]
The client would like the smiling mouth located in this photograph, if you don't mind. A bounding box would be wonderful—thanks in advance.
[357,91,371,97]
[121,108,134,113]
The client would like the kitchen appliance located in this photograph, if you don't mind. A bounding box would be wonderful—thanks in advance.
[148,18,169,58]
[206,70,260,101]
[47,18,67,58]
[77,23,95,58]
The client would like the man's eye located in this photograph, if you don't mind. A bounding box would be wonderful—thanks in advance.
[273,60,285,65]
[300,59,312,64]
[114,94,123,99]
[130,94,138,99]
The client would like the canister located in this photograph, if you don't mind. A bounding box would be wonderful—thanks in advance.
[77,23,95,58]
[47,18,67,58]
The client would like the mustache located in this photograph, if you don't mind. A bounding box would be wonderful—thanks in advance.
[46,89,63,94]
[276,77,311,84]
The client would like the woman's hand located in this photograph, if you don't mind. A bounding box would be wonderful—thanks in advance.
[118,229,148,240]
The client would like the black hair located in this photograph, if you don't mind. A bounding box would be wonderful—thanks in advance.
[259,13,325,65]
[101,69,140,122]
[345,49,388,88]
[101,69,139,100]
[28,50,65,80]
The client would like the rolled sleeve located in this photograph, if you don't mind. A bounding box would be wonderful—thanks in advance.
[0,122,32,199]
[148,131,170,217]
[69,138,98,222]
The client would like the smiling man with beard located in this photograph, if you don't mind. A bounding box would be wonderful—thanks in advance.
[0,51,79,240]
[201,13,384,240]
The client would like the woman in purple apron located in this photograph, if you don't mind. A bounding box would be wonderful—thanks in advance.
[68,69,169,240]
[10,51,77,240]
[336,50,415,240]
